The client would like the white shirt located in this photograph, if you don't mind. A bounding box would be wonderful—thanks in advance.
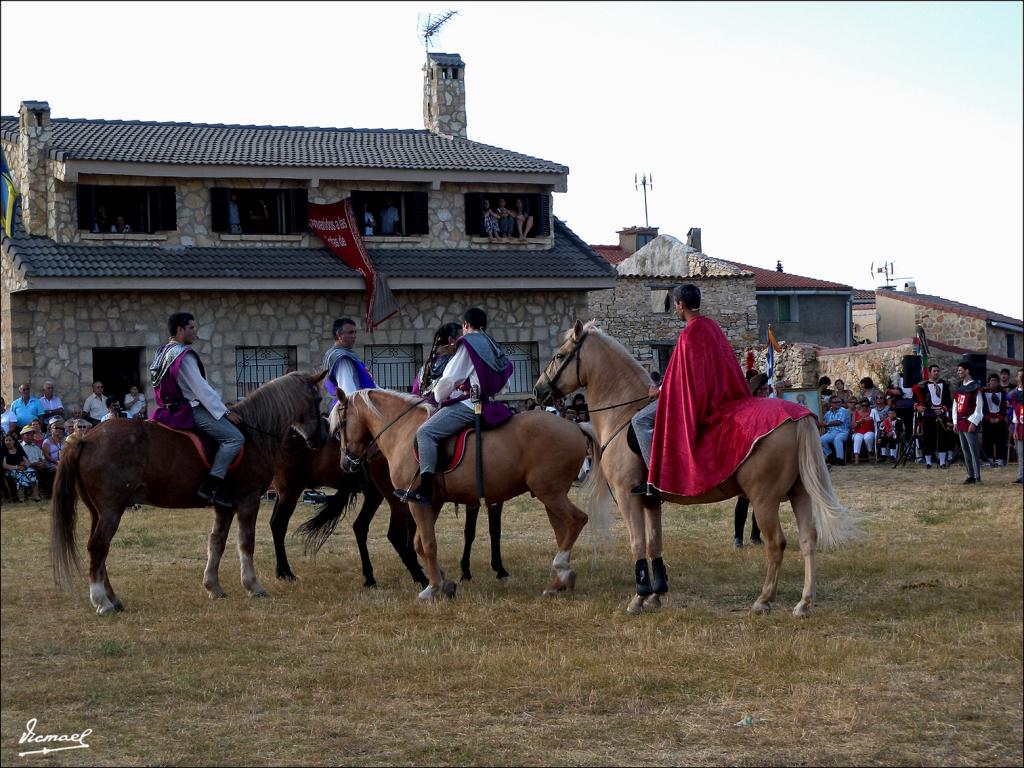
[333,356,360,398]
[39,395,64,413]
[433,340,479,411]
[82,393,108,421]
[177,352,229,419]
[124,392,147,418]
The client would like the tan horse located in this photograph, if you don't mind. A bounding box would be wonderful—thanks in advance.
[535,320,857,617]
[330,388,592,600]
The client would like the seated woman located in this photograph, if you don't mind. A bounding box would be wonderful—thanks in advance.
[851,398,876,463]
[3,432,41,502]
[514,198,534,240]
[482,199,500,242]
[124,385,147,420]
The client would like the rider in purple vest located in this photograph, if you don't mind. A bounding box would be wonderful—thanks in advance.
[400,307,513,506]
[149,311,244,507]
[322,317,376,408]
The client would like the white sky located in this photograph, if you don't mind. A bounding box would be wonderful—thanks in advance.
[2,0,1021,319]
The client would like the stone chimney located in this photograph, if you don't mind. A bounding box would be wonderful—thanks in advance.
[617,225,659,256]
[16,101,52,236]
[423,52,467,139]
[686,227,702,252]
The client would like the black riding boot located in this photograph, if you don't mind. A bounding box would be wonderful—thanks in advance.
[196,474,235,508]
[404,472,434,506]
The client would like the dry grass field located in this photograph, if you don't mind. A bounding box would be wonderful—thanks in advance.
[1,463,1021,766]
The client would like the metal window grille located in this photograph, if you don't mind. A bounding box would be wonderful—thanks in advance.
[503,342,539,395]
[235,346,297,399]
[367,345,420,392]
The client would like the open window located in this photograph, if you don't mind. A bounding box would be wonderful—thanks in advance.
[349,191,429,237]
[464,192,551,237]
[211,188,308,235]
[77,184,177,233]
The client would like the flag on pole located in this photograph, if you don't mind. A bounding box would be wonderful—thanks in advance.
[766,324,781,393]
[1,147,20,239]
[914,324,929,372]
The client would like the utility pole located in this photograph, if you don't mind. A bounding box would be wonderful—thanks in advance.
[635,173,653,227]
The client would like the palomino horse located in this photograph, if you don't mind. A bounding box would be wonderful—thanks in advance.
[535,320,857,617]
[51,371,327,615]
[330,388,591,599]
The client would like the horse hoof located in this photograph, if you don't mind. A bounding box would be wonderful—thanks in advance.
[363,579,378,589]
[542,582,565,597]
[417,584,438,600]
[276,571,297,582]
[95,603,118,616]
[561,570,576,590]
[792,602,812,618]
[112,599,125,612]
[626,594,646,615]
[751,600,772,615]
[642,594,663,612]
[249,588,269,599]
[440,580,457,599]
[460,573,473,582]
[207,587,227,599]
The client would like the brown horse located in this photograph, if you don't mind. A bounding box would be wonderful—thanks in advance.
[274,431,509,587]
[331,388,592,599]
[535,320,858,616]
[51,370,327,615]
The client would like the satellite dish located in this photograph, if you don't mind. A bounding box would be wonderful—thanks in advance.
[417,10,459,49]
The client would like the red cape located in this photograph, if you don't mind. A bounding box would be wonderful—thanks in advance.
[648,315,811,497]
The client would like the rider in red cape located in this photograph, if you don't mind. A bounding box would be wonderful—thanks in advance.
[640,284,811,499]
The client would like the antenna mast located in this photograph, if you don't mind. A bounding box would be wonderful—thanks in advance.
[417,10,459,49]
[635,172,653,228]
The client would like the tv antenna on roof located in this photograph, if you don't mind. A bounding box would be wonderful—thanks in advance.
[635,172,654,228]
[870,260,913,289]
[417,10,459,49]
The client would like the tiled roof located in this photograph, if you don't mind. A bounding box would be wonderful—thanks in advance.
[426,52,465,67]
[878,289,1022,327]
[724,261,852,291]
[591,244,629,264]
[853,288,876,301]
[0,116,567,173]
[1,218,613,282]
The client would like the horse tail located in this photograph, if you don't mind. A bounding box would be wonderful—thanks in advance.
[796,416,859,550]
[50,438,84,588]
[577,422,613,552]
[297,471,362,557]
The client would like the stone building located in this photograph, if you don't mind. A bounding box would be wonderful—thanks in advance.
[874,287,1022,363]
[1,54,614,410]
[588,230,757,373]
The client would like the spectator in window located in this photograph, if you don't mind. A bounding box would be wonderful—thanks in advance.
[482,199,500,242]
[380,197,400,236]
[11,383,45,428]
[124,384,147,420]
[228,193,243,234]
[981,374,1007,467]
[101,397,122,422]
[111,215,132,233]
[82,381,108,425]
[3,432,41,502]
[90,206,109,233]
[38,381,65,421]
[495,198,513,240]
[247,199,271,234]
[514,198,535,240]
[362,204,376,236]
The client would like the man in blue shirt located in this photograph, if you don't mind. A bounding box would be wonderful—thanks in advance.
[10,383,45,428]
[820,395,852,465]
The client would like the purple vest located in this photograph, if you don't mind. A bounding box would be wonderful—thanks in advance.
[458,335,515,427]
[151,346,204,429]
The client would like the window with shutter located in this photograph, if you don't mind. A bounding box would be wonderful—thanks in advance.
[76,184,177,233]
[464,193,483,236]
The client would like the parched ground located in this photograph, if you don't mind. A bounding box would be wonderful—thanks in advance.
[1,463,1021,766]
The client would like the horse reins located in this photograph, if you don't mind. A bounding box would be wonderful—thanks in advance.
[540,331,653,451]
[337,392,426,467]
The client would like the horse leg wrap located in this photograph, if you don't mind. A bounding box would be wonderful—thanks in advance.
[652,557,669,595]
[635,559,653,597]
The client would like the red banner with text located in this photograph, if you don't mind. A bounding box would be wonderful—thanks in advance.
[307,199,399,331]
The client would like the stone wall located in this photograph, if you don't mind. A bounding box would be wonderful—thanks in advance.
[986,326,1023,362]
[587,274,757,371]
[742,342,821,388]
[0,285,588,407]
[915,304,987,350]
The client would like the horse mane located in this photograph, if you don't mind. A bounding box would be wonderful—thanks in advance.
[233,372,312,438]
[356,388,432,420]
[575,320,653,384]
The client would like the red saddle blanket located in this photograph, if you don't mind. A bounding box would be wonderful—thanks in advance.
[150,420,245,473]
[412,428,472,474]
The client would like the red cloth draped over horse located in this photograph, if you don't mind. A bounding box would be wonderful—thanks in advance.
[648,316,811,497]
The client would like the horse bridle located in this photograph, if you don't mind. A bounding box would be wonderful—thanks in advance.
[539,333,587,403]
[336,392,425,470]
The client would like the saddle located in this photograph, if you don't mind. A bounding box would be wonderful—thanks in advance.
[413,428,473,474]
[626,423,643,457]
[150,421,245,473]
